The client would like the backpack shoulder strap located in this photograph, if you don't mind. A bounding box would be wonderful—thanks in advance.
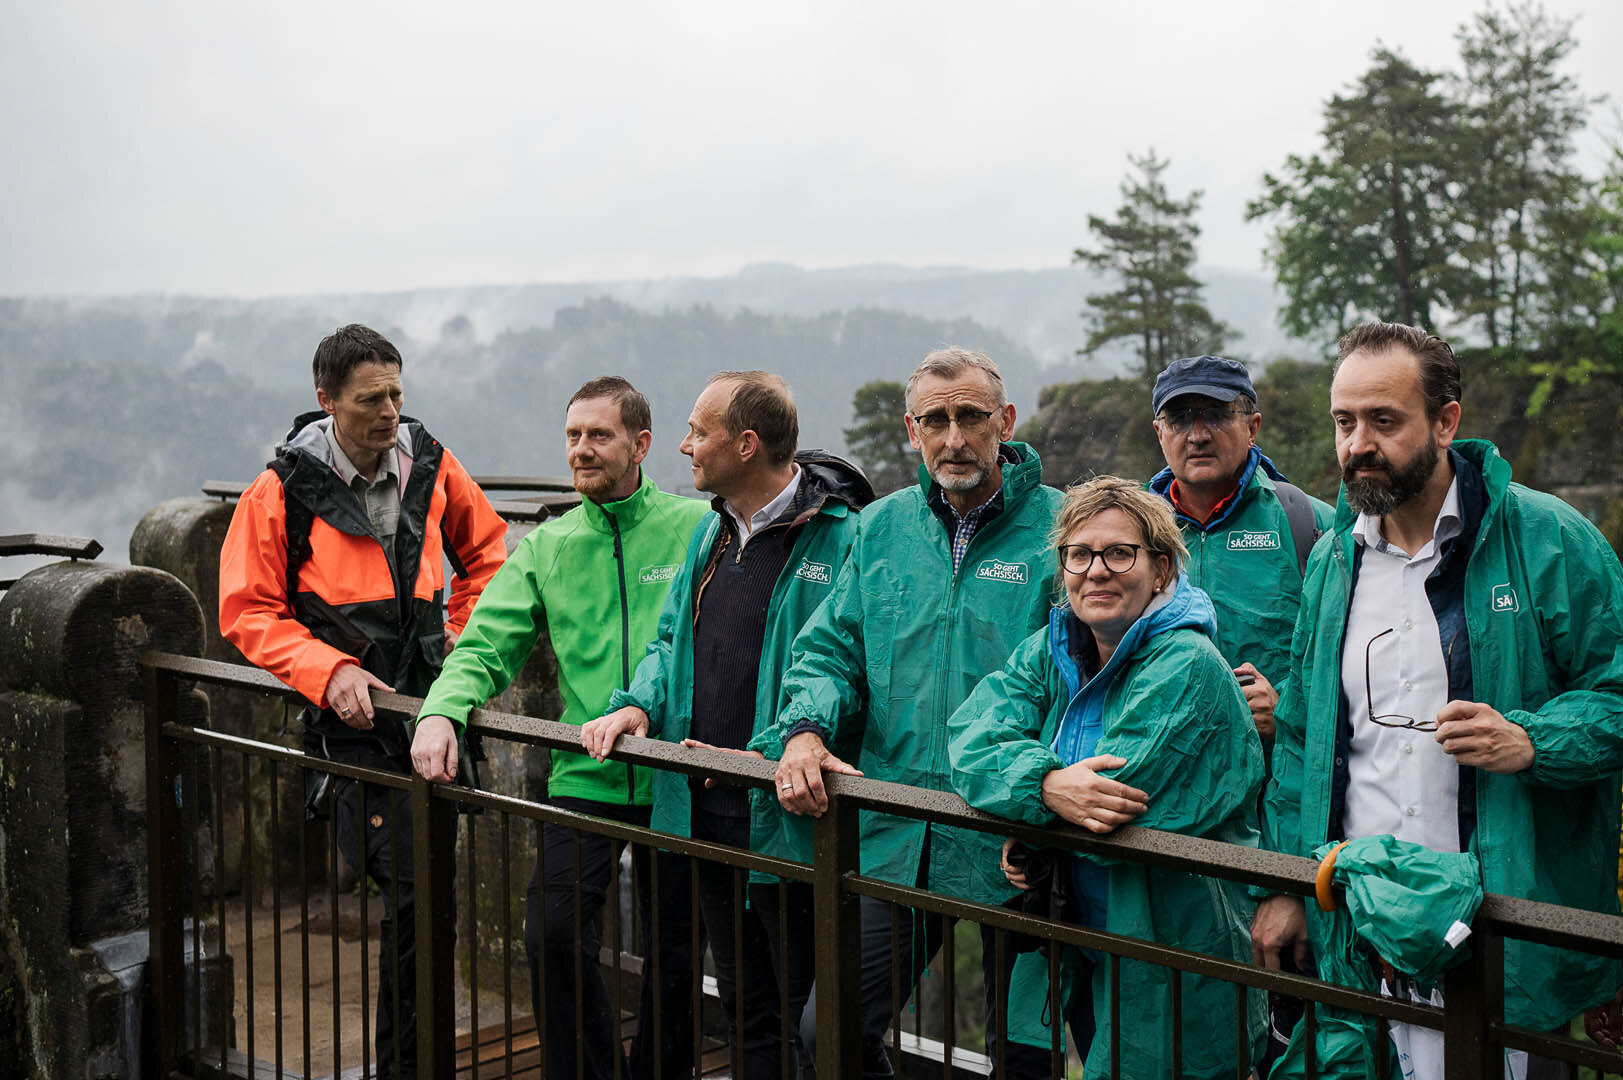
[1273,480,1320,577]
[269,457,316,599]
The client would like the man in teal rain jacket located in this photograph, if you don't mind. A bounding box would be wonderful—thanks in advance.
[412,377,708,1080]
[1253,322,1623,1077]
[581,371,874,1077]
[947,564,1267,1078]
[756,347,1067,1076]
[1144,354,1333,750]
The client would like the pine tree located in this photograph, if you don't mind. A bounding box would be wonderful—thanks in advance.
[1074,150,1234,378]
[843,380,915,496]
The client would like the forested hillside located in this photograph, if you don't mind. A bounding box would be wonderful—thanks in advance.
[0,295,1040,556]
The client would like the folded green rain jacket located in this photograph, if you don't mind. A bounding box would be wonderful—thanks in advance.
[1148,448,1333,685]
[1270,836,1482,1080]
[418,471,708,804]
[758,442,1064,904]
[1266,439,1623,1032]
[609,453,872,861]
[948,574,1266,1078]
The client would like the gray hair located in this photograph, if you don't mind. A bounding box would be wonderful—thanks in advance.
[904,347,1007,411]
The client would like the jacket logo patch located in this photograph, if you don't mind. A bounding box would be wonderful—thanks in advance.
[1491,584,1519,613]
[1227,530,1281,551]
[793,559,833,585]
[638,564,679,585]
[975,559,1029,585]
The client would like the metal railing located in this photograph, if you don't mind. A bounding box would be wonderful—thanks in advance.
[142,649,1623,1079]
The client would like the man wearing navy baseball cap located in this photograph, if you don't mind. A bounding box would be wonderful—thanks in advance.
[1145,354,1333,1067]
[1146,355,1333,751]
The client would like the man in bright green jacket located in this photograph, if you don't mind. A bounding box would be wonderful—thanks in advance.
[1145,354,1334,749]
[581,371,874,1077]
[1253,323,1623,1075]
[757,347,1067,1076]
[412,377,708,1080]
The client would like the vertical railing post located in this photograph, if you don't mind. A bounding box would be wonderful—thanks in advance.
[143,659,185,1077]
[812,785,864,1080]
[1442,922,1502,1079]
[413,774,458,1077]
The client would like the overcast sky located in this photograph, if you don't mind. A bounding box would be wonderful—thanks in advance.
[4,0,1619,298]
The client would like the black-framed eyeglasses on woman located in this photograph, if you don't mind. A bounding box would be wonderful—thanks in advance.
[1058,543,1142,576]
[1364,626,1436,730]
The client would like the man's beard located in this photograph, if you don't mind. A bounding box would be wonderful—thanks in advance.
[572,460,624,499]
[1342,440,1439,516]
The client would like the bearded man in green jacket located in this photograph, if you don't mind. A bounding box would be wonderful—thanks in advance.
[412,376,708,1080]
[1253,322,1623,1078]
[759,347,1068,1077]
[582,371,874,1078]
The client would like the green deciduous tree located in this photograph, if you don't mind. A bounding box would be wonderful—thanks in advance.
[1248,47,1455,340]
[843,379,915,495]
[1075,149,1234,378]
[1452,3,1593,348]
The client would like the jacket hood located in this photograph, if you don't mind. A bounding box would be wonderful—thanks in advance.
[1050,571,1218,700]
[795,448,877,511]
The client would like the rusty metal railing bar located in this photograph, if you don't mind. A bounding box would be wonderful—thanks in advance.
[851,874,1448,1028]
[1490,1021,1623,1071]
[142,650,1623,956]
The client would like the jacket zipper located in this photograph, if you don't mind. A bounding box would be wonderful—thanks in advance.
[609,512,636,803]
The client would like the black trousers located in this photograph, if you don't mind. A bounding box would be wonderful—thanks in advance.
[749,878,816,1076]
[800,894,1085,1079]
[690,812,803,1079]
[328,745,420,1080]
[527,796,699,1080]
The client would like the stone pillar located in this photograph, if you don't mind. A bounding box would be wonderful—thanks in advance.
[131,497,311,899]
[0,559,229,1078]
[132,497,560,1015]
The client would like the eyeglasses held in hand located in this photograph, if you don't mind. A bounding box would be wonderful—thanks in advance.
[1364,627,1436,730]
[1058,543,1142,576]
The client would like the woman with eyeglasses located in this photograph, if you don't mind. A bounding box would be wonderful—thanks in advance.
[948,475,1266,1078]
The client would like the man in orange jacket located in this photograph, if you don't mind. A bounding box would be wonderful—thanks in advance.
[219,323,508,1080]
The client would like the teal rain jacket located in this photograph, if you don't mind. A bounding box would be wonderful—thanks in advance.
[757,443,1065,904]
[608,453,871,866]
[1148,448,1333,687]
[1266,439,1623,1032]
[1270,836,1482,1080]
[948,574,1267,1078]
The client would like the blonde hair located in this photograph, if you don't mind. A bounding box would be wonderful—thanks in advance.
[1050,476,1187,584]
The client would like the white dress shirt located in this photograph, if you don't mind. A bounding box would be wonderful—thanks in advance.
[1340,476,1463,853]
[724,465,800,548]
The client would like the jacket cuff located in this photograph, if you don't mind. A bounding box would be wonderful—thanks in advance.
[782,719,831,751]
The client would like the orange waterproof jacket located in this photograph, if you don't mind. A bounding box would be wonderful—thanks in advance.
[220,412,507,753]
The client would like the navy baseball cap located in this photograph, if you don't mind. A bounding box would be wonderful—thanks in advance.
[1151,355,1257,415]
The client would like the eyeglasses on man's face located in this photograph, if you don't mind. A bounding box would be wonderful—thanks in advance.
[1157,404,1246,433]
[1364,626,1436,730]
[1058,543,1142,576]
[909,408,996,436]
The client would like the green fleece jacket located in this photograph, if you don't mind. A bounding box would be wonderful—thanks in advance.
[418,471,707,804]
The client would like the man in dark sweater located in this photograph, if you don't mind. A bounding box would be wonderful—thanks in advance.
[582,371,874,1077]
